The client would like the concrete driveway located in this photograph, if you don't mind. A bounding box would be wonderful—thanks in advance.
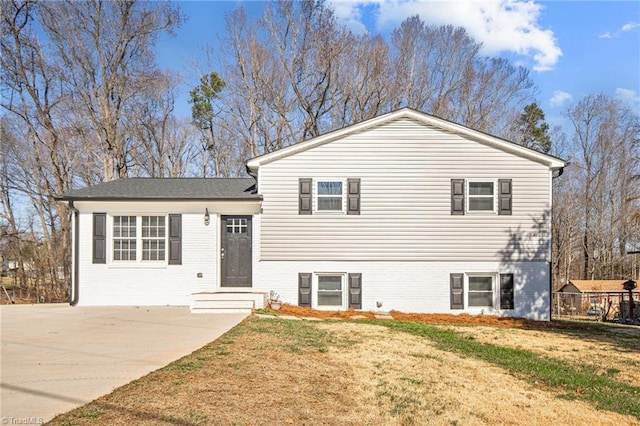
[1,305,247,423]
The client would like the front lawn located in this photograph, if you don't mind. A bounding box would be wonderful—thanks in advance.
[48,314,640,425]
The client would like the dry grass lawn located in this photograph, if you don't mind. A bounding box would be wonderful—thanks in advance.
[320,321,639,425]
[448,324,640,386]
[47,312,640,426]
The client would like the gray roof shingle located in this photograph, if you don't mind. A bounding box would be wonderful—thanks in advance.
[59,178,260,201]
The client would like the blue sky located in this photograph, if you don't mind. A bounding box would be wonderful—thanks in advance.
[157,1,640,126]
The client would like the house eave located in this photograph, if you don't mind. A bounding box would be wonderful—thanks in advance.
[58,196,262,202]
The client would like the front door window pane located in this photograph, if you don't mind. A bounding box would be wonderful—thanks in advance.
[227,218,248,234]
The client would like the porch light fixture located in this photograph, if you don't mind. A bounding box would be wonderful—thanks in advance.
[204,208,210,226]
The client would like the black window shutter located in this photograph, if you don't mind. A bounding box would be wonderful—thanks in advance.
[348,273,362,309]
[500,273,514,309]
[450,273,464,309]
[451,179,465,215]
[498,179,512,215]
[347,178,361,215]
[92,213,107,264]
[299,178,312,215]
[298,273,312,307]
[168,214,182,265]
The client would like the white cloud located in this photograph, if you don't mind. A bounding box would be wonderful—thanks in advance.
[549,90,572,108]
[614,88,640,106]
[599,21,639,38]
[329,0,562,72]
[329,1,368,35]
[621,21,639,32]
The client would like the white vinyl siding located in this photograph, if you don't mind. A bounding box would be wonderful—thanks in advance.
[258,117,552,262]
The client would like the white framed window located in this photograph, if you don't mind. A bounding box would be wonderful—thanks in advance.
[467,275,494,307]
[315,274,346,309]
[316,180,344,212]
[112,215,166,263]
[113,216,137,261]
[467,180,495,212]
[141,216,166,261]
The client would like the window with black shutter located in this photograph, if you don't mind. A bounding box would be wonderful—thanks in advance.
[498,179,512,215]
[348,273,362,309]
[450,273,464,309]
[500,273,514,309]
[168,214,182,265]
[299,178,312,214]
[347,178,361,215]
[451,179,465,215]
[298,273,312,307]
[93,213,107,264]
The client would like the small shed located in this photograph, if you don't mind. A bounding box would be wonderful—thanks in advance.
[557,280,639,320]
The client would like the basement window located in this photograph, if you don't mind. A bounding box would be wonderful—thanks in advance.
[316,274,345,308]
[468,275,494,307]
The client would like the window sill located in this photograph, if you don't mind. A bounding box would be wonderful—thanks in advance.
[108,263,168,270]
[313,304,346,311]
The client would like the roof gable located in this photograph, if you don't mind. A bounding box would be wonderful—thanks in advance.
[246,108,566,172]
[59,178,260,201]
[567,280,637,293]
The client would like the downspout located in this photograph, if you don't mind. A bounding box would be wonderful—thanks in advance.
[549,166,565,320]
[68,200,80,306]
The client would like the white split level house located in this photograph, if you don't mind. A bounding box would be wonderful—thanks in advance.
[59,108,566,320]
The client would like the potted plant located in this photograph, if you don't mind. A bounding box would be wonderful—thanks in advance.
[268,290,282,310]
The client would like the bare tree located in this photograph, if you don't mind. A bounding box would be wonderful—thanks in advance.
[1,1,76,300]
[37,0,182,181]
[564,94,640,280]
[220,7,293,157]
[128,72,200,178]
[261,0,353,140]
[331,34,393,125]
[454,56,534,135]
[389,17,535,135]
[1,0,184,301]
[217,5,537,159]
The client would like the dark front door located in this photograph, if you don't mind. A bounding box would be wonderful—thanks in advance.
[221,215,252,287]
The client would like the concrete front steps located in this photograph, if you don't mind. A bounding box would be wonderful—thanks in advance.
[190,291,268,314]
